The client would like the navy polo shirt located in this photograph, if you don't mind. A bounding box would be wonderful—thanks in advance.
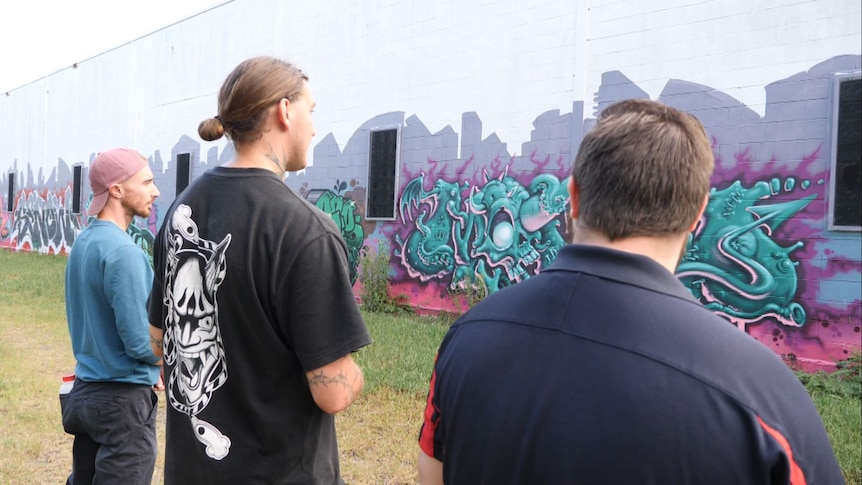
[419,245,843,484]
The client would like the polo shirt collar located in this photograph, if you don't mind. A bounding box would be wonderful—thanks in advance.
[544,244,696,302]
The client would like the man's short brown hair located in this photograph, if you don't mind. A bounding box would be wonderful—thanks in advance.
[571,99,714,240]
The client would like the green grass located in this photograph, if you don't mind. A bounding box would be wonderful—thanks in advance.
[813,392,862,484]
[0,249,860,484]
[0,250,78,484]
[355,312,450,395]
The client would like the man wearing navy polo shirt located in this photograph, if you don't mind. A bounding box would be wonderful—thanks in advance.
[418,99,843,484]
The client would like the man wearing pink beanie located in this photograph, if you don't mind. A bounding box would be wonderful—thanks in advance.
[61,148,163,484]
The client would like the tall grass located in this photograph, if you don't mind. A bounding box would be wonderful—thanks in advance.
[0,250,79,484]
[814,392,862,484]
[1,249,860,484]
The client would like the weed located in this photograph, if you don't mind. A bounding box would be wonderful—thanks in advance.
[449,270,488,312]
[425,310,461,327]
[358,242,412,315]
[796,352,862,399]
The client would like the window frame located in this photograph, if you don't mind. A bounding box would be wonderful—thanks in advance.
[364,125,402,221]
[72,164,83,214]
[175,152,192,196]
[5,172,13,212]
[827,71,862,231]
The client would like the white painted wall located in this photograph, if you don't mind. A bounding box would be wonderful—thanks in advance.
[0,0,581,175]
[583,0,862,115]
[1,0,860,176]
[291,0,580,154]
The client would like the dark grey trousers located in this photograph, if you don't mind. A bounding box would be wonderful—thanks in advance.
[60,379,158,485]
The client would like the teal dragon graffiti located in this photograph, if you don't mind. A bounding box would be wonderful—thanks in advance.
[676,177,816,330]
[395,176,465,281]
[395,167,569,294]
[314,189,364,284]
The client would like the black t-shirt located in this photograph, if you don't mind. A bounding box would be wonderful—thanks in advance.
[149,166,372,484]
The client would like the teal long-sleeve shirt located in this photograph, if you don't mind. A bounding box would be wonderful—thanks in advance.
[65,220,160,385]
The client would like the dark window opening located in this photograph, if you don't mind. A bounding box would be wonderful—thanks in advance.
[5,173,13,212]
[72,165,83,214]
[366,128,399,219]
[832,77,861,229]
[176,153,191,195]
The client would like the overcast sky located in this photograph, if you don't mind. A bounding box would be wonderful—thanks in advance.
[0,0,229,93]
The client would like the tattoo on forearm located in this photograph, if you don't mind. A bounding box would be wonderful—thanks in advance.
[308,368,358,403]
[150,335,163,347]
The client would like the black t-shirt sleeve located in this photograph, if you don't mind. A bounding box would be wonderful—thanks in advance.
[147,215,170,330]
[280,232,372,372]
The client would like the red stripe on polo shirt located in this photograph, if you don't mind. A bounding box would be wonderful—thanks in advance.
[419,355,441,457]
[757,415,807,485]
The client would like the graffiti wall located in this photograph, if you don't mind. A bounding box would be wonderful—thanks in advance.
[394,167,569,294]
[2,57,859,369]
[300,180,368,284]
[0,159,158,258]
[0,162,81,254]
[283,57,861,369]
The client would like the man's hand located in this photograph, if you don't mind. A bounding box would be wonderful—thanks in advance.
[154,366,165,391]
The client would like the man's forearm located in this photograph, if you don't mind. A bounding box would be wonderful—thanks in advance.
[149,325,164,358]
[418,450,444,485]
[306,354,365,414]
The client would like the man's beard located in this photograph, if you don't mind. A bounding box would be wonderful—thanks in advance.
[122,196,151,219]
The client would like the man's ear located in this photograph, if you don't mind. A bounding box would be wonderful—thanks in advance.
[276,98,291,129]
[687,193,709,232]
[109,184,123,200]
[567,176,579,220]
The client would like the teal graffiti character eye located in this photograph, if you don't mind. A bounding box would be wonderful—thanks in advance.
[492,221,514,249]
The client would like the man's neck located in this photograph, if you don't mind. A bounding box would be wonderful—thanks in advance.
[570,226,688,274]
[223,132,292,179]
[95,199,134,231]
[96,214,130,232]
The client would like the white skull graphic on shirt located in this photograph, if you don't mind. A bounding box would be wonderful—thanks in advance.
[163,204,232,460]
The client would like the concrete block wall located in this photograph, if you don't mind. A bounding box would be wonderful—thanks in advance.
[0,0,859,368]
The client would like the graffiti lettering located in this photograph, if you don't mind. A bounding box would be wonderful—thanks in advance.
[0,196,9,239]
[313,190,364,284]
[8,189,81,253]
[395,167,569,294]
[2,189,155,258]
[677,177,816,330]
